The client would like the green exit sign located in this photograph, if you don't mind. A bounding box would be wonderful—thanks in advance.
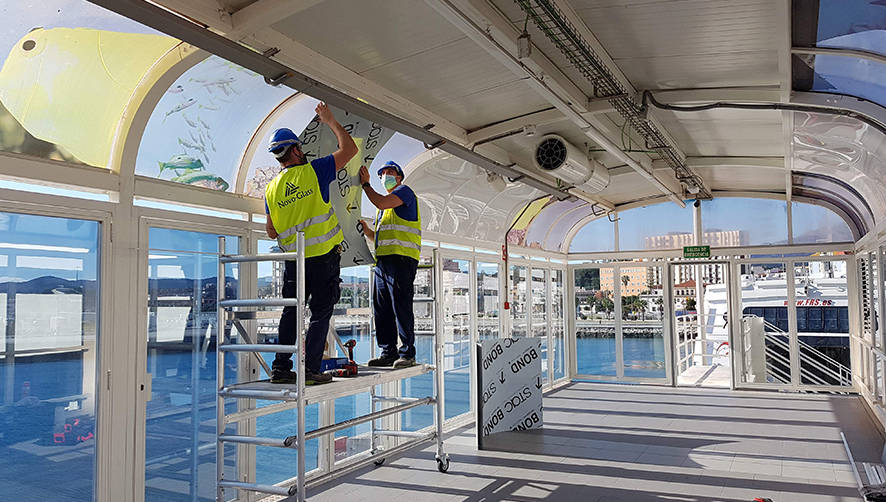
[683,245,711,259]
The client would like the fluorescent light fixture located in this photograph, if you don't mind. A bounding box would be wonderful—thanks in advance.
[0,242,90,254]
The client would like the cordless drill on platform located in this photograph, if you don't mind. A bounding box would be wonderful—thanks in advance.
[331,340,358,377]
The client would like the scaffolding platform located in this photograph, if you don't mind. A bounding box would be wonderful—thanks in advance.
[215,235,449,502]
[219,364,433,405]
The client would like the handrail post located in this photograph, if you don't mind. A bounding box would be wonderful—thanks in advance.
[216,236,226,502]
[296,232,306,502]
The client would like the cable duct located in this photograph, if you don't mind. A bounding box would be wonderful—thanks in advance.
[641,91,886,137]
[515,0,711,199]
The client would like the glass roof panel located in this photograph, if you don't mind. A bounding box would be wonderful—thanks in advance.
[525,198,585,250]
[792,111,886,224]
[701,198,788,247]
[815,0,886,56]
[792,200,854,244]
[617,203,694,251]
[137,55,294,191]
[807,54,886,108]
[569,216,615,254]
[0,0,170,167]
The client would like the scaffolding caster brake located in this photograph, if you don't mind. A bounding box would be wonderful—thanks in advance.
[436,454,450,473]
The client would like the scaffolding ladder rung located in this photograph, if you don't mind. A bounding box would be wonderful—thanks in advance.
[220,388,298,400]
[219,434,296,448]
[373,430,433,439]
[217,480,295,497]
[293,397,433,443]
[372,396,427,404]
[413,297,435,303]
[220,298,300,308]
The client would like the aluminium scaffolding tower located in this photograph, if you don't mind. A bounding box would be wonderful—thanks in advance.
[215,234,449,501]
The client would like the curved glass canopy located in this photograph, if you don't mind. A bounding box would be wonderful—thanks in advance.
[0,0,170,167]
[137,55,295,191]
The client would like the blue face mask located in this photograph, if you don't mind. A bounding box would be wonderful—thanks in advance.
[383,175,398,190]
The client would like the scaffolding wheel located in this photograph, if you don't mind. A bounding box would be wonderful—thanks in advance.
[374,458,385,466]
[436,457,450,473]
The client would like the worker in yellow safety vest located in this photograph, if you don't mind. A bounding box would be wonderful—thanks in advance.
[359,161,421,368]
[265,102,357,385]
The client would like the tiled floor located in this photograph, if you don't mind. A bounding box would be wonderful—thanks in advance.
[305,382,884,502]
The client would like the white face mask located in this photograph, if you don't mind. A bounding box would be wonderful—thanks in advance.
[383,175,398,190]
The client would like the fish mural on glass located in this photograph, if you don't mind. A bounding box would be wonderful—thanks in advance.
[158,154,229,191]
[0,27,179,167]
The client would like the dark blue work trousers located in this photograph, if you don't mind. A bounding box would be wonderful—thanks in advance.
[374,255,418,359]
[273,248,341,374]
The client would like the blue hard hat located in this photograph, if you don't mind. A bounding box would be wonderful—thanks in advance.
[377,160,404,178]
[268,128,301,158]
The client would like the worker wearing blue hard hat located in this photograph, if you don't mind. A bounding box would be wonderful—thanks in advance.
[359,160,422,368]
[264,102,357,385]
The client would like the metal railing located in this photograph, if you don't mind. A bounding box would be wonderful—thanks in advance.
[742,315,852,387]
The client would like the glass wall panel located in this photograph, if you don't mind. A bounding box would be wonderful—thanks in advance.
[702,198,787,247]
[793,260,852,386]
[0,1,168,167]
[0,212,100,501]
[137,56,295,192]
[737,262,791,385]
[144,228,238,501]
[508,265,527,337]
[791,201,853,244]
[674,263,731,388]
[530,268,548,383]
[617,203,694,251]
[552,269,566,380]
[574,267,616,375]
[568,217,615,253]
[402,260,433,431]
[477,262,499,341]
[622,266,665,378]
[252,240,323,481]
[441,258,470,419]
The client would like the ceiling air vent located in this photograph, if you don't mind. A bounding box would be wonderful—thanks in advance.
[532,134,609,193]
[535,136,568,171]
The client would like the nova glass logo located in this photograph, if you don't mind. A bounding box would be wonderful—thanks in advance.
[285,182,299,197]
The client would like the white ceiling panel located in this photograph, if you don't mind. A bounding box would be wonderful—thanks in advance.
[271,0,465,74]
[359,37,547,129]
[654,109,784,157]
[696,166,785,193]
[614,51,779,89]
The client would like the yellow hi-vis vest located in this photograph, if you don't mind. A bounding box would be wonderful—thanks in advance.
[265,163,343,258]
[375,196,421,261]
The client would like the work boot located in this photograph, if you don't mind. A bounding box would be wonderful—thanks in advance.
[393,357,416,369]
[270,369,298,384]
[367,354,398,367]
[304,370,332,385]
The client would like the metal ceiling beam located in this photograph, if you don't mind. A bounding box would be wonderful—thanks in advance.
[466,108,563,145]
[86,0,576,200]
[427,0,685,207]
[792,46,886,66]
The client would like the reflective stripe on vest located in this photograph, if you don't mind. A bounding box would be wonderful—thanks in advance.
[375,192,421,260]
[265,163,343,258]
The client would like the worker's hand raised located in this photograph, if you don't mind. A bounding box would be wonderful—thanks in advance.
[315,102,334,124]
[359,165,370,185]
